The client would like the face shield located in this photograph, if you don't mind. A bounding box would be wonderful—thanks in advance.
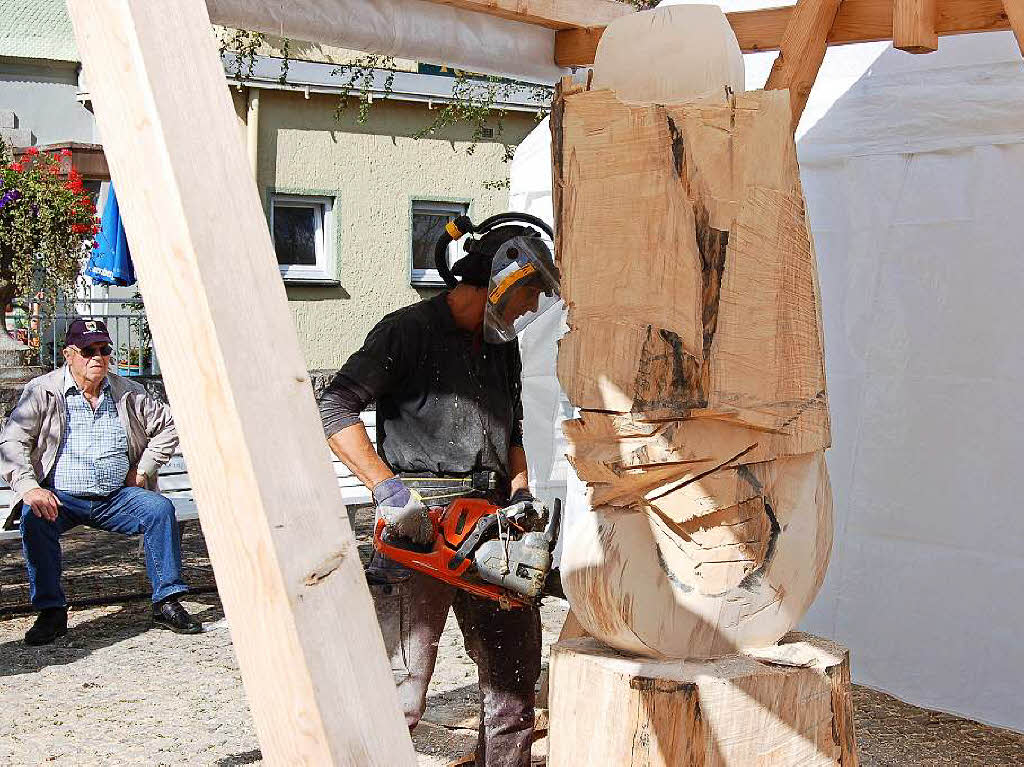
[483,235,561,344]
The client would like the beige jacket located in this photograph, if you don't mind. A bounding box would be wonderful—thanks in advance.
[0,367,178,502]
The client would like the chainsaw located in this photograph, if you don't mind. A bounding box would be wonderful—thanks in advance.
[373,495,561,609]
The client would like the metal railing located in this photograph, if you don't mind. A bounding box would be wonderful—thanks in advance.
[4,297,159,376]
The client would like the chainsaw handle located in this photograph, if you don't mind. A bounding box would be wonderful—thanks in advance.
[447,514,500,570]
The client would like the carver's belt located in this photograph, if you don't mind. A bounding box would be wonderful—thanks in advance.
[398,470,505,505]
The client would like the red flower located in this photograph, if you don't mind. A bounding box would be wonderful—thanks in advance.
[71,223,88,234]
[9,163,23,172]
[60,149,72,158]
[25,147,39,156]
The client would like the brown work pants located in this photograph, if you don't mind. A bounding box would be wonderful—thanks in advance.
[371,567,542,767]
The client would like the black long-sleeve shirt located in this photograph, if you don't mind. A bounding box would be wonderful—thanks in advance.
[319,292,524,480]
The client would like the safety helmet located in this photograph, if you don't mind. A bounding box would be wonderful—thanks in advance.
[434,213,560,344]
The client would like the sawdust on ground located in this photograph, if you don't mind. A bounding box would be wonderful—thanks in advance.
[1,511,1022,766]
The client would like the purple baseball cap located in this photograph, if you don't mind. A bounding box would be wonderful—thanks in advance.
[65,318,113,349]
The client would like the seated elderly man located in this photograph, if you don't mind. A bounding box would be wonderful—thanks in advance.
[0,319,201,645]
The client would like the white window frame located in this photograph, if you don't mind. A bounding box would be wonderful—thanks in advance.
[270,193,336,284]
[411,200,470,287]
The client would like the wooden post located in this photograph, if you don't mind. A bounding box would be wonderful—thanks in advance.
[65,1,416,764]
[1003,0,1024,56]
[548,634,859,766]
[764,0,844,129]
[893,0,939,52]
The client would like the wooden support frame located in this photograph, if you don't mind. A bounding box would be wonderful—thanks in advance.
[1003,0,1024,54]
[56,0,1024,760]
[764,0,844,128]
[555,0,1017,67]
[66,1,416,764]
[415,0,632,29]
[894,0,939,52]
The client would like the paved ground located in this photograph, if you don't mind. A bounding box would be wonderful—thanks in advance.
[2,511,1023,766]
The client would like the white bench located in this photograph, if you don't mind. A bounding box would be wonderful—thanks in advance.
[0,412,376,542]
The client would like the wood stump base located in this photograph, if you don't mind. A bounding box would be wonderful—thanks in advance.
[548,633,857,767]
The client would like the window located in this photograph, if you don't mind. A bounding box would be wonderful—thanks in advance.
[411,200,469,287]
[270,193,336,283]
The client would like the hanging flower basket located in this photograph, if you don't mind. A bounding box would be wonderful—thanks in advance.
[0,145,100,324]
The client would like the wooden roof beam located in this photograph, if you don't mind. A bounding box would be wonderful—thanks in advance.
[894,0,939,52]
[764,0,844,130]
[1002,0,1024,55]
[416,0,633,30]
[556,0,1015,67]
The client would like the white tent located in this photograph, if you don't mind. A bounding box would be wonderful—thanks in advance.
[512,8,1024,732]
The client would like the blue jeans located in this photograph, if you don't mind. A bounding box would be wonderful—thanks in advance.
[20,486,188,609]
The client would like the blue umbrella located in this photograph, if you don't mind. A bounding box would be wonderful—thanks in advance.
[85,184,136,286]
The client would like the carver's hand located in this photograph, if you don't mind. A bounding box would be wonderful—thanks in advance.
[23,488,60,522]
[372,477,434,545]
[504,487,547,527]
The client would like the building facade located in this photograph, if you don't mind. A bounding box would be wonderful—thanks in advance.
[1,3,543,371]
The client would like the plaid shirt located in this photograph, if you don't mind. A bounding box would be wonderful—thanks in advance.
[50,368,130,496]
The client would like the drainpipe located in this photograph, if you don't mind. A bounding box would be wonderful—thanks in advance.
[246,87,260,178]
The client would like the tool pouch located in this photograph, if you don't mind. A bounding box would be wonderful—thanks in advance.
[369,574,413,685]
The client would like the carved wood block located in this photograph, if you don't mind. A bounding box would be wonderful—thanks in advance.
[548,633,858,767]
[553,82,834,657]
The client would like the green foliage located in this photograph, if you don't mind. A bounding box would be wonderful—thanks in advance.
[219,28,266,83]
[126,289,152,347]
[410,72,550,165]
[331,55,398,124]
[0,147,98,308]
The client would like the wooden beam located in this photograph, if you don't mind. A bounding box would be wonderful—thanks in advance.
[764,0,843,129]
[555,27,606,67]
[1002,0,1024,55]
[893,0,939,52]
[65,1,416,765]
[417,0,633,30]
[555,0,1014,66]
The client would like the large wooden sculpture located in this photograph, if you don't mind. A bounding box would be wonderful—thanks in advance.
[555,15,832,660]
[547,7,853,765]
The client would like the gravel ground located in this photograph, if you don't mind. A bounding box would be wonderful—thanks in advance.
[2,510,1023,766]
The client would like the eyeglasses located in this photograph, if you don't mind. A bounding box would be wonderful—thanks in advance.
[75,344,112,358]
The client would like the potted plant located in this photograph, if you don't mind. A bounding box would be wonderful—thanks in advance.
[115,343,152,377]
[0,142,99,379]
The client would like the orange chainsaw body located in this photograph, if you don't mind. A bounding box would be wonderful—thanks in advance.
[372,497,531,608]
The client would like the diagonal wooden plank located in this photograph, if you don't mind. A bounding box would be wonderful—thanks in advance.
[894,0,939,52]
[65,1,416,764]
[555,0,1013,66]
[764,0,844,129]
[1002,0,1024,55]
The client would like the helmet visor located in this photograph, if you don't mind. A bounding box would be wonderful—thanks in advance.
[484,235,561,344]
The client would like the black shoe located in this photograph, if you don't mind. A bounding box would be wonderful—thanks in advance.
[25,607,68,646]
[152,598,202,634]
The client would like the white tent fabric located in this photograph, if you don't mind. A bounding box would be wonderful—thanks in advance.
[508,119,571,512]
[206,0,566,83]
[510,4,1024,731]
